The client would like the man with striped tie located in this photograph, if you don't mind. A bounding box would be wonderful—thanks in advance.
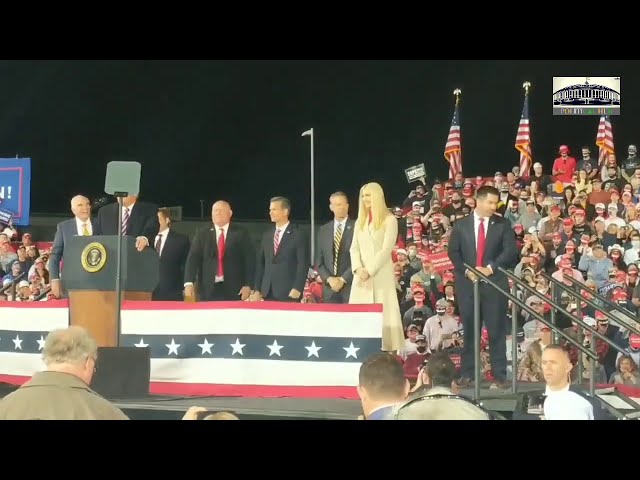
[95,195,159,252]
[251,196,309,302]
[315,192,355,304]
[49,195,100,298]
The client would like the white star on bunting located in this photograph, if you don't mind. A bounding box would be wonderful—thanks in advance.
[198,339,214,355]
[343,342,360,359]
[13,335,22,350]
[305,341,322,358]
[230,338,246,356]
[36,335,46,351]
[267,340,283,357]
[134,338,149,348]
[166,338,181,355]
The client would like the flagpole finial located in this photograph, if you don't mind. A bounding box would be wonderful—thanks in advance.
[453,88,461,104]
[523,81,531,94]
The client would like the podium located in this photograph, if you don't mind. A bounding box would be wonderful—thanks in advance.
[63,235,159,347]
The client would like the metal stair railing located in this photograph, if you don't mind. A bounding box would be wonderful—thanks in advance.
[540,272,640,337]
[464,264,596,402]
[501,267,630,396]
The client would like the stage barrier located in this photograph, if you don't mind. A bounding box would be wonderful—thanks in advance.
[0,300,383,399]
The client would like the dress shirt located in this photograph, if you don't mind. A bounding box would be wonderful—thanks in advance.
[75,217,93,236]
[543,384,594,420]
[155,228,170,256]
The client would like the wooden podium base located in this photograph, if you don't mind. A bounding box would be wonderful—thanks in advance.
[68,290,150,347]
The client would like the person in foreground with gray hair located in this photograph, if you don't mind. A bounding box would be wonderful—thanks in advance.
[394,351,492,420]
[0,326,128,420]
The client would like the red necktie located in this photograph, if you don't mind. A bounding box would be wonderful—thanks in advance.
[476,218,486,267]
[217,228,225,277]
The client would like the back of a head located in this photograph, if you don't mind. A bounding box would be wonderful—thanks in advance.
[396,352,491,420]
[359,353,406,402]
[426,351,457,388]
[43,326,97,368]
[203,411,239,420]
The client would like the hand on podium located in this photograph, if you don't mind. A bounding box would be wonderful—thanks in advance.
[135,236,149,252]
[183,285,196,303]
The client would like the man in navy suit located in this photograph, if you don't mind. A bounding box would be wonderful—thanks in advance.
[50,195,100,298]
[250,197,309,302]
[447,185,519,388]
[358,353,409,420]
[95,195,159,252]
[152,208,190,301]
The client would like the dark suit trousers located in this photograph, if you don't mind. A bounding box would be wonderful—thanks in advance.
[323,286,350,304]
[459,281,508,382]
[152,289,183,301]
[207,282,242,301]
[264,289,300,302]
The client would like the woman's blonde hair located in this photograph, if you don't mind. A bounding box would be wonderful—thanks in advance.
[356,182,390,231]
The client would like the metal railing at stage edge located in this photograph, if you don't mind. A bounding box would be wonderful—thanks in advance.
[500,267,630,397]
[463,264,597,402]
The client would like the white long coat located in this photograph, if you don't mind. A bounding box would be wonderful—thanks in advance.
[349,214,404,352]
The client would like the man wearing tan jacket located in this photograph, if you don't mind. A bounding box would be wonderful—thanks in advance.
[0,326,128,420]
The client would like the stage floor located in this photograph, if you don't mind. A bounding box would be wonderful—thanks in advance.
[110,383,548,420]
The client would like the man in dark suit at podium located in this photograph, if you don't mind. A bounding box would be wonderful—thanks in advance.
[184,201,254,301]
[250,197,309,302]
[50,195,100,299]
[95,195,159,252]
[152,208,190,301]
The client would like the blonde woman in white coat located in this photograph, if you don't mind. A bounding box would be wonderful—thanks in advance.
[349,182,404,352]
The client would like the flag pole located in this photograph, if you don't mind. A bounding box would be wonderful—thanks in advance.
[302,128,315,267]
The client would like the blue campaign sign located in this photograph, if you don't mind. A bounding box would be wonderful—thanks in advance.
[0,158,31,226]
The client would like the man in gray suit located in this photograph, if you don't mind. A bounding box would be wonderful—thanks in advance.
[315,191,355,304]
[50,195,100,298]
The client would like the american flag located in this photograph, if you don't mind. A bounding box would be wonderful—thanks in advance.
[0,300,383,400]
[444,98,462,179]
[596,115,614,168]
[515,93,532,176]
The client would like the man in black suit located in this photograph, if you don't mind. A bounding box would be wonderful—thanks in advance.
[184,200,254,301]
[315,191,355,304]
[95,195,159,252]
[50,195,100,298]
[447,185,518,388]
[251,197,309,302]
[152,208,190,301]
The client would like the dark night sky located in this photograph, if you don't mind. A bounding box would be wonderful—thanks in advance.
[1,60,636,222]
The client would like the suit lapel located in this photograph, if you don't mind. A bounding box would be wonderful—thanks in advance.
[163,230,174,257]
[275,224,292,257]
[341,219,354,254]
[484,215,498,251]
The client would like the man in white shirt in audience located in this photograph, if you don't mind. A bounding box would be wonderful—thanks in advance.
[541,344,594,420]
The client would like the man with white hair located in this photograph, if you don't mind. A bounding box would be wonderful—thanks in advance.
[0,326,128,420]
[49,194,99,299]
